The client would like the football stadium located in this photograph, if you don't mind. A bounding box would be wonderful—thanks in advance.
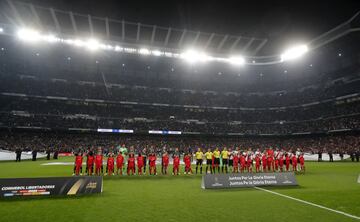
[0,0,359,221]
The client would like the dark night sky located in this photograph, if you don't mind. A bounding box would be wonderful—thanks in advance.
[21,0,360,53]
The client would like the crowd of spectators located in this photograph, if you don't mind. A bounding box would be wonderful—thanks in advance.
[1,131,359,157]
[1,113,359,135]
[1,93,359,134]
[1,74,359,108]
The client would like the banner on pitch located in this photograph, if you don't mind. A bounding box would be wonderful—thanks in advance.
[0,176,102,198]
[201,172,297,189]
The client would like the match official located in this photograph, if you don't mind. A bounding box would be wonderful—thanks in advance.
[221,147,229,173]
[213,148,221,173]
[195,148,204,174]
[205,148,213,174]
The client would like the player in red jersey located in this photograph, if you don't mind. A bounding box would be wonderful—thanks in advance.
[74,153,83,176]
[127,153,136,175]
[255,154,261,173]
[274,148,280,171]
[261,152,267,172]
[246,152,253,173]
[278,150,284,172]
[116,151,124,175]
[267,148,275,172]
[291,153,297,172]
[173,154,180,175]
[240,152,246,173]
[184,153,192,174]
[137,153,144,175]
[233,152,239,173]
[161,152,170,175]
[107,153,115,175]
[285,153,291,171]
[299,153,305,172]
[86,151,94,175]
[95,151,103,176]
[148,153,157,175]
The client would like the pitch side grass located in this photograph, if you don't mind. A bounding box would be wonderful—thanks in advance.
[0,157,359,222]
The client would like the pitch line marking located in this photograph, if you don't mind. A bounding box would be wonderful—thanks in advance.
[254,186,360,220]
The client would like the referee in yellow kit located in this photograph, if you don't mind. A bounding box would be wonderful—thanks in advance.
[204,148,213,174]
[195,148,204,174]
[213,148,221,173]
[221,147,229,173]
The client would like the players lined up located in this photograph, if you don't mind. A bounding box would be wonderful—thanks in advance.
[73,147,305,176]
[198,147,305,174]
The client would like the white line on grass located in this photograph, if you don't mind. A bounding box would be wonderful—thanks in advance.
[254,186,360,220]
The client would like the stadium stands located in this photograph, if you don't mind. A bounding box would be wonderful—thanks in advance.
[0,29,359,152]
[0,131,359,155]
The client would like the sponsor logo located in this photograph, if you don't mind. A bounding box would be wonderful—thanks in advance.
[0,177,102,198]
[282,175,293,184]
[86,182,97,189]
[211,176,223,187]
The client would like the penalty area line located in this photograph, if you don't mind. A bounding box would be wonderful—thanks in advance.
[254,186,360,220]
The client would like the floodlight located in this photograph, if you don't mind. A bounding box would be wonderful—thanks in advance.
[114,46,123,52]
[64,39,74,45]
[73,39,85,47]
[164,52,174,57]
[139,48,150,55]
[215,57,228,62]
[106,45,114,50]
[0,27,3,32]
[281,44,308,61]
[151,50,163,56]
[100,44,113,50]
[180,50,209,63]
[43,34,60,43]
[228,56,245,65]
[85,39,100,50]
[124,47,137,53]
[17,28,41,42]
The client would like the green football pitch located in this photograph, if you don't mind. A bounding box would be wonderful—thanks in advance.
[0,157,359,222]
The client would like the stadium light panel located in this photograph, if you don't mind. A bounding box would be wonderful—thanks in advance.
[73,39,85,47]
[85,39,100,50]
[64,39,74,45]
[0,27,3,32]
[228,56,245,65]
[280,44,308,61]
[100,44,114,50]
[139,48,151,55]
[151,50,163,56]
[17,28,41,42]
[124,47,137,53]
[114,45,123,52]
[43,34,60,43]
[180,50,209,63]
[164,52,174,57]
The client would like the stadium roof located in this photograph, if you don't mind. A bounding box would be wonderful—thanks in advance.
[0,1,360,65]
